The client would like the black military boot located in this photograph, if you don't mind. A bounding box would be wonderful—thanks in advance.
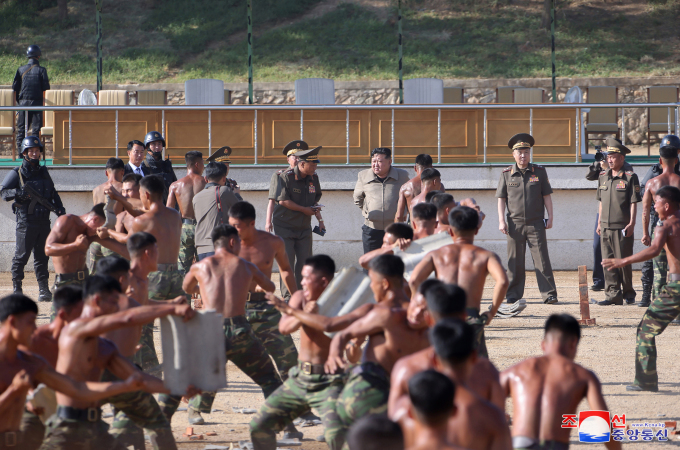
[38,280,52,302]
[638,284,652,308]
[12,280,22,295]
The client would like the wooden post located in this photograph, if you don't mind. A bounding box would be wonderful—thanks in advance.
[578,265,596,326]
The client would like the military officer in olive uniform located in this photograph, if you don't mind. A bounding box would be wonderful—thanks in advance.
[266,141,302,233]
[496,133,558,304]
[596,137,642,305]
[144,131,177,202]
[273,144,324,299]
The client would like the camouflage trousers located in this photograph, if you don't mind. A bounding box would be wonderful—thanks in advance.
[634,280,680,390]
[50,272,89,322]
[246,300,299,380]
[39,408,126,450]
[250,365,346,450]
[652,247,668,300]
[102,369,176,450]
[131,323,161,377]
[335,362,390,441]
[158,316,283,418]
[87,242,119,275]
[20,408,45,450]
[178,222,196,274]
[466,307,489,359]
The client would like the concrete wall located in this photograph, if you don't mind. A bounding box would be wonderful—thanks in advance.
[0,164,651,273]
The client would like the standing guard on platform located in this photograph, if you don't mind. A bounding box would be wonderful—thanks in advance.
[596,137,642,306]
[1,136,64,299]
[12,45,50,152]
[496,133,558,305]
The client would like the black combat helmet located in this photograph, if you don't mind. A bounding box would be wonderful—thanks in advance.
[144,131,165,149]
[26,45,41,58]
[21,136,43,154]
[660,135,680,151]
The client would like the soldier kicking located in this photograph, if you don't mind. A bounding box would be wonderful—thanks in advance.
[501,314,620,450]
[409,206,509,358]
[250,255,347,450]
[603,185,680,392]
[166,151,205,273]
[168,224,297,434]
[39,275,196,450]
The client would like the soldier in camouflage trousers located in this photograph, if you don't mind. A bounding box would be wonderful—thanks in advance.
[39,406,126,450]
[178,221,196,273]
[102,369,176,450]
[87,242,119,275]
[158,315,283,419]
[633,281,680,392]
[20,409,45,450]
[335,362,390,435]
[466,307,489,359]
[49,270,89,322]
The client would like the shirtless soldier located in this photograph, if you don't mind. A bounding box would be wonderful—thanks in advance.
[359,222,413,269]
[411,202,438,240]
[639,145,680,305]
[89,157,125,273]
[501,314,619,450]
[407,370,464,450]
[167,151,205,273]
[4,293,142,450]
[603,185,680,391]
[410,168,442,210]
[114,174,143,237]
[250,255,347,450]
[389,282,504,418]
[326,254,431,437]
[395,154,434,223]
[228,201,299,379]
[409,206,509,358]
[161,224,286,427]
[40,275,196,450]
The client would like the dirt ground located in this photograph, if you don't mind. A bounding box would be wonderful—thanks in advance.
[15,269,680,449]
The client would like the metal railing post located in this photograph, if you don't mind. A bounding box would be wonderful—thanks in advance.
[437,109,441,164]
[254,109,258,164]
[391,109,395,151]
[161,109,166,159]
[68,110,72,166]
[208,110,212,156]
[529,108,533,163]
[115,109,119,158]
[668,107,672,136]
[300,109,304,140]
[483,109,487,164]
[621,107,626,144]
[676,106,679,136]
[575,108,580,163]
[346,109,350,164]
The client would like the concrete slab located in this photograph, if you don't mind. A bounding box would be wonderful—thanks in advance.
[394,232,453,280]
[160,310,226,396]
[316,266,375,336]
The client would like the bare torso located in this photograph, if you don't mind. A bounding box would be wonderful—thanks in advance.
[127,272,150,306]
[648,173,680,199]
[410,190,429,209]
[93,179,123,206]
[290,292,332,365]
[47,215,94,274]
[191,252,257,317]
[132,203,182,265]
[168,173,206,220]
[28,323,60,368]
[0,351,47,432]
[502,355,593,443]
[659,214,680,274]
[239,231,283,292]
[400,176,421,216]
[431,243,493,310]
[102,294,142,358]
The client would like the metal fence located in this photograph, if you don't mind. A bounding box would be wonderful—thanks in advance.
[5,102,680,165]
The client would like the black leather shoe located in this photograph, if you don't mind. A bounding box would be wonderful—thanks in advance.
[590,284,604,291]
[506,298,518,304]
[625,298,636,305]
[544,296,558,304]
[626,384,658,392]
[598,299,623,306]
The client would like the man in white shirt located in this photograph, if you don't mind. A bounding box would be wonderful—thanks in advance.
[124,140,150,177]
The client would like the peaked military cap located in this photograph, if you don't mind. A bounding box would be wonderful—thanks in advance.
[207,146,232,164]
[605,137,631,155]
[508,133,535,150]
[282,140,321,157]
[296,145,322,163]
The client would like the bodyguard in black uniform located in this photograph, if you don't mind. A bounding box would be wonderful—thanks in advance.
[144,131,177,190]
[12,45,50,152]
[0,136,64,299]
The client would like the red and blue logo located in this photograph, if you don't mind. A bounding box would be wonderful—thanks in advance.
[578,411,611,443]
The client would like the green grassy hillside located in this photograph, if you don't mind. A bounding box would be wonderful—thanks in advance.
[0,0,678,84]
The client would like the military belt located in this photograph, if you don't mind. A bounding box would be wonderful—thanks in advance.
[55,270,89,283]
[224,315,249,327]
[246,292,267,303]
[182,218,197,225]
[298,361,325,375]
[156,263,178,272]
[0,431,21,448]
[351,361,389,380]
[669,273,680,282]
[56,405,100,422]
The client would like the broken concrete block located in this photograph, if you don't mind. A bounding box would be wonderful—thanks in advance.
[393,232,453,280]
[184,427,194,437]
[316,266,375,336]
[27,384,57,423]
[160,310,227,396]
[206,432,217,436]
[232,407,258,414]
[189,435,205,440]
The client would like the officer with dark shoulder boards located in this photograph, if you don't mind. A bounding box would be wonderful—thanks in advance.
[1,136,64,299]
[496,133,558,305]
[266,141,302,233]
[596,137,641,306]
[273,143,324,299]
[12,45,50,153]
[144,131,177,201]
[585,151,634,292]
